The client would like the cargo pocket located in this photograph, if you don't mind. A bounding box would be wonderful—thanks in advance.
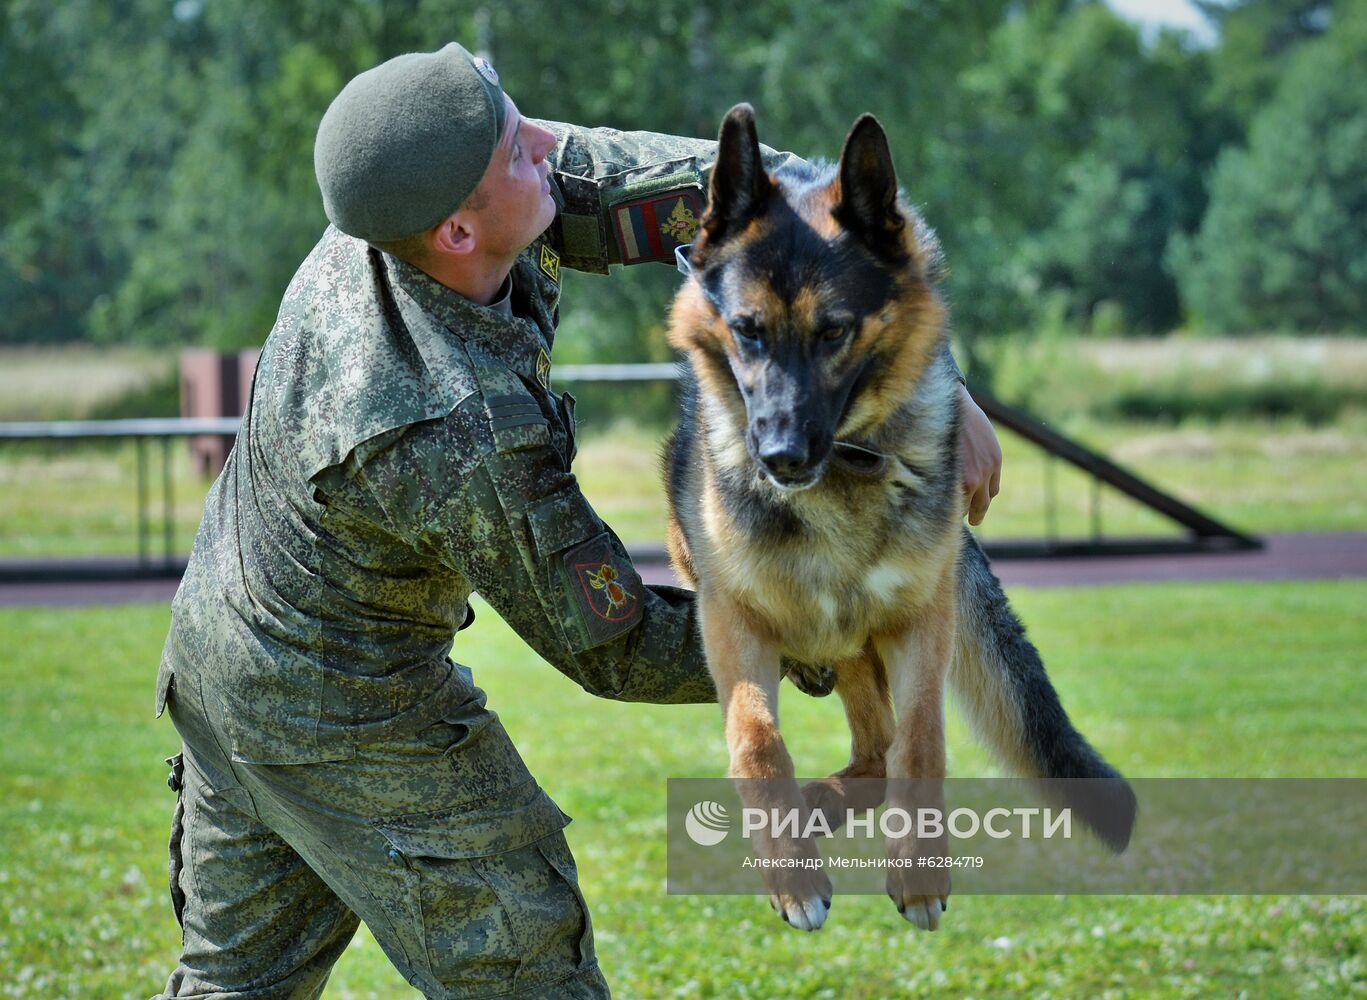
[165,753,187,936]
[374,782,586,1000]
[526,485,644,655]
[528,830,595,971]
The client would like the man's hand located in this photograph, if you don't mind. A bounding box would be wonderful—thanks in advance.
[958,383,1002,526]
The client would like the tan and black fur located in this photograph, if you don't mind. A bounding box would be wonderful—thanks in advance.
[664,105,1136,932]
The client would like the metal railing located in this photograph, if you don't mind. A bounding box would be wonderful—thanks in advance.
[0,417,239,578]
[0,365,1259,582]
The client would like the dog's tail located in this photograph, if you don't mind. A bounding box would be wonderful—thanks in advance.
[949,530,1137,851]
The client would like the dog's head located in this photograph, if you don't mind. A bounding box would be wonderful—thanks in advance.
[669,104,945,491]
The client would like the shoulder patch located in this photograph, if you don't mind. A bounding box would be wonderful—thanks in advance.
[535,348,551,390]
[611,188,705,265]
[539,243,561,282]
[563,534,644,646]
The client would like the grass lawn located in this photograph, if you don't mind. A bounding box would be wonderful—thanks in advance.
[0,441,206,559]
[0,581,1362,997]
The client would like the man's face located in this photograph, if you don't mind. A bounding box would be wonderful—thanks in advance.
[466,93,558,258]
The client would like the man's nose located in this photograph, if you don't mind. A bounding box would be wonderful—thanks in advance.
[529,123,557,163]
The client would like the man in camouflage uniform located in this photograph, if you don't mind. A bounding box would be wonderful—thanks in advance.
[154,42,1002,999]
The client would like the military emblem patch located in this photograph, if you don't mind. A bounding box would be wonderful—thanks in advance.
[575,557,637,621]
[539,243,561,282]
[585,563,630,612]
[611,189,705,265]
[563,534,644,646]
[536,348,552,389]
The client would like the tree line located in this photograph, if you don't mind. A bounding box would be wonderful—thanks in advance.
[1,0,1363,359]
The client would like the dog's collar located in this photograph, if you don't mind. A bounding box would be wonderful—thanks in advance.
[831,441,888,478]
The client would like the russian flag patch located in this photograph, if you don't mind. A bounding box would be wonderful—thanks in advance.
[611,188,705,265]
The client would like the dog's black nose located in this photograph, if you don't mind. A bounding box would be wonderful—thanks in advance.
[759,442,811,481]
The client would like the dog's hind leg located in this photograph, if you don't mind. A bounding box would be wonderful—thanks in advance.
[802,642,893,831]
[875,571,956,931]
[701,589,832,931]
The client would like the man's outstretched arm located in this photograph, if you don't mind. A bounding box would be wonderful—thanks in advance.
[536,118,804,274]
[408,427,717,705]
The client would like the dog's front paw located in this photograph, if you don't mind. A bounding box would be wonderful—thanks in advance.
[885,835,951,931]
[765,865,833,931]
[755,837,833,931]
[768,885,832,931]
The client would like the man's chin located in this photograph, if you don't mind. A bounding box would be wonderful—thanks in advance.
[536,204,558,238]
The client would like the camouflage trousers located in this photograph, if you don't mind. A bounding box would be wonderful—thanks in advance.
[156,667,611,999]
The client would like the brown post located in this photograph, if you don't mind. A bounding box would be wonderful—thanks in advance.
[179,349,260,477]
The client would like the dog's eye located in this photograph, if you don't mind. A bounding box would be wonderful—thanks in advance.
[729,317,761,345]
[821,324,852,343]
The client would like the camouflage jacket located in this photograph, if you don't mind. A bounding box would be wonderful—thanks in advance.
[157,122,804,765]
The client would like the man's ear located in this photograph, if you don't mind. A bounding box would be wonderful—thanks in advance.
[430,215,477,257]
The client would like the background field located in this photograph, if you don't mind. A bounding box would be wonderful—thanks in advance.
[0,582,1363,997]
[3,337,1367,559]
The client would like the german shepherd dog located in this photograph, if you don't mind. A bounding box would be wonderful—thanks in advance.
[664,105,1136,932]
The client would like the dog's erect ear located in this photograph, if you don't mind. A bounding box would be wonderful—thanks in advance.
[833,114,906,261]
[699,103,772,249]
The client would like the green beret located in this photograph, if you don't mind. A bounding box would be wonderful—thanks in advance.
[314,42,507,242]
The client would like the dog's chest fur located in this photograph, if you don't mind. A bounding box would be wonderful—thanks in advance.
[692,395,961,664]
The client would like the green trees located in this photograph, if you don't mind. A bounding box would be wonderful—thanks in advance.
[1173,0,1367,332]
[1,2,87,345]
[935,3,1218,335]
[0,0,462,348]
[0,0,1359,349]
